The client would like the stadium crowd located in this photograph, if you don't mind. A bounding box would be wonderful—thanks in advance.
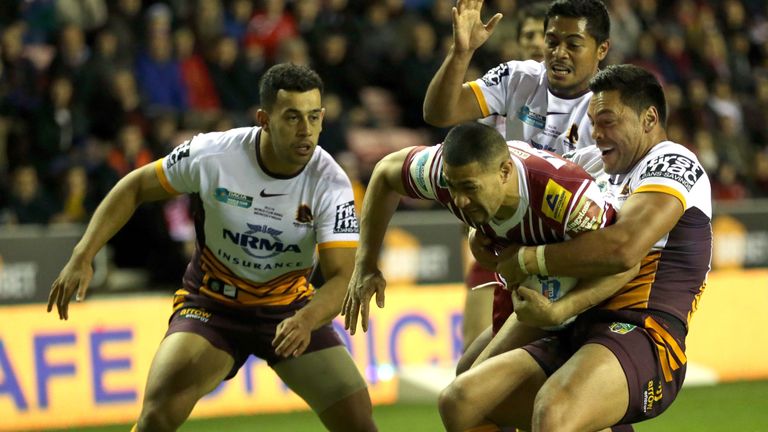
[1,0,767,254]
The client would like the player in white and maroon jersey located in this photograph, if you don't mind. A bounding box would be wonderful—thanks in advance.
[48,64,377,432]
[440,65,712,432]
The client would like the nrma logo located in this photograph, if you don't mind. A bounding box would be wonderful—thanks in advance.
[223,223,301,259]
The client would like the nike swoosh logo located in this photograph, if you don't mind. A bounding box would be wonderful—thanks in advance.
[260,189,286,198]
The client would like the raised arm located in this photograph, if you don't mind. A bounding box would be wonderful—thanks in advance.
[47,162,176,319]
[341,147,412,334]
[423,0,501,127]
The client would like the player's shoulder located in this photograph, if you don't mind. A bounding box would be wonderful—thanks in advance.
[189,126,257,156]
[480,60,546,88]
[634,140,709,188]
[306,146,352,189]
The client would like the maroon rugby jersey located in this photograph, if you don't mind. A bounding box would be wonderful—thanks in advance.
[401,142,616,331]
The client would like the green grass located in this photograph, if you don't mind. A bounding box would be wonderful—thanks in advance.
[51,380,768,431]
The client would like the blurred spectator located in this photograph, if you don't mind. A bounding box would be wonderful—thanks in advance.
[207,36,259,117]
[107,123,153,177]
[5,165,57,225]
[317,92,349,156]
[712,161,749,201]
[32,74,89,176]
[314,32,364,107]
[173,27,221,115]
[51,165,92,224]
[224,0,254,41]
[49,24,91,103]
[191,0,225,49]
[275,36,311,66]
[55,0,107,31]
[88,68,148,140]
[104,0,142,64]
[135,32,188,114]
[244,0,297,62]
[398,20,441,128]
[742,72,768,146]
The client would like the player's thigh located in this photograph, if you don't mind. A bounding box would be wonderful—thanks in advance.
[462,287,494,348]
[272,345,369,415]
[451,348,547,430]
[456,325,493,375]
[534,343,628,431]
[144,332,234,403]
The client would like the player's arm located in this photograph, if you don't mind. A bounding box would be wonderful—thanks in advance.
[47,162,177,319]
[341,147,412,334]
[513,263,640,328]
[272,246,356,358]
[423,0,501,127]
[518,192,683,279]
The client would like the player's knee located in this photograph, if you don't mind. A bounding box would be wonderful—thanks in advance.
[138,395,194,432]
[438,381,469,419]
[532,386,574,432]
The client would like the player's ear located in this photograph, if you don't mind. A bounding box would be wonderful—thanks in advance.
[643,107,658,132]
[597,39,610,61]
[500,159,513,183]
[256,109,270,131]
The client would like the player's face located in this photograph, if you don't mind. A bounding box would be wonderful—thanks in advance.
[261,89,324,175]
[588,90,648,174]
[519,17,545,62]
[544,16,608,98]
[443,161,505,225]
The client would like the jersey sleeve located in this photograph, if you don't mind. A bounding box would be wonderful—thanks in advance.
[467,60,539,118]
[315,168,360,248]
[634,151,706,210]
[564,181,616,237]
[401,145,443,201]
[157,134,208,194]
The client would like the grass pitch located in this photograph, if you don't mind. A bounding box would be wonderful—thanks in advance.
[52,380,768,431]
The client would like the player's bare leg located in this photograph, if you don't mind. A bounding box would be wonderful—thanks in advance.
[456,325,493,374]
[440,348,546,431]
[529,343,629,432]
[274,346,377,431]
[136,333,234,432]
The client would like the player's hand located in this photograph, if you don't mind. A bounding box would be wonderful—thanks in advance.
[341,268,386,335]
[452,0,503,54]
[47,257,93,320]
[272,314,312,358]
[468,228,500,270]
[511,286,561,328]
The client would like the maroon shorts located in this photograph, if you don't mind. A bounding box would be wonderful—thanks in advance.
[465,261,498,289]
[522,309,687,424]
[166,291,344,379]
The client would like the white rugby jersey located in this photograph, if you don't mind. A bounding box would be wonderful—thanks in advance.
[566,142,712,326]
[155,126,359,306]
[469,60,594,154]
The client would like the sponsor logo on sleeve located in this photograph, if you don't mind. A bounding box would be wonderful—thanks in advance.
[214,187,253,208]
[640,154,704,191]
[565,197,605,233]
[413,151,431,193]
[541,179,572,223]
[334,201,359,233]
[480,63,510,87]
[166,141,191,168]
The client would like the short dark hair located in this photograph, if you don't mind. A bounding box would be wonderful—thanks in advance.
[544,0,610,44]
[516,2,548,40]
[442,123,509,167]
[589,64,668,127]
[259,63,324,111]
